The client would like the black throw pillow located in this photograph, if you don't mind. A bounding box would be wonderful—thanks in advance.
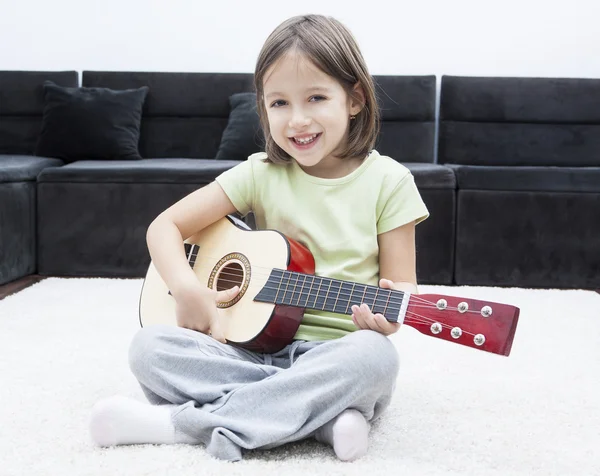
[36,81,149,162]
[215,92,264,160]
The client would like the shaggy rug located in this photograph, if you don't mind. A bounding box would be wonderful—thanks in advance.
[0,278,598,476]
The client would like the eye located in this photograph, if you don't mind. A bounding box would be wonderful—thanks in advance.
[309,95,326,102]
[270,100,287,108]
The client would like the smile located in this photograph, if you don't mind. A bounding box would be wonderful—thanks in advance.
[290,133,321,146]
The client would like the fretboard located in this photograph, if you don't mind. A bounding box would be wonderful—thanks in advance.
[254,269,408,323]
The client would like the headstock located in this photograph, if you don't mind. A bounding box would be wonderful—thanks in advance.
[404,294,520,356]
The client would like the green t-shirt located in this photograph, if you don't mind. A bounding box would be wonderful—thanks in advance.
[215,149,429,341]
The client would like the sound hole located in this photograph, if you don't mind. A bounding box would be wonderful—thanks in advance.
[216,262,244,291]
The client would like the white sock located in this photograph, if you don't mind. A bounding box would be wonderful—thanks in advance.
[315,409,370,461]
[89,396,197,446]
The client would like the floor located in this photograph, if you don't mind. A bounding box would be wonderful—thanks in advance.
[0,275,46,300]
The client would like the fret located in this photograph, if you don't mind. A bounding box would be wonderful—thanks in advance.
[333,279,343,311]
[274,269,285,304]
[345,283,356,314]
[333,282,355,314]
[313,276,329,310]
[362,284,376,312]
[371,287,381,314]
[322,279,333,311]
[385,290,404,322]
[296,274,308,307]
[324,280,341,313]
[382,288,393,316]
[305,275,315,309]
[280,270,292,305]
[353,283,366,309]
[288,273,300,306]
[372,288,390,315]
[184,243,199,268]
[312,276,323,309]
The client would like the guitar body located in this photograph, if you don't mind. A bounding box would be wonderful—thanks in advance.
[139,216,315,353]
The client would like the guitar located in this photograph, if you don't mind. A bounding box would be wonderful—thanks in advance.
[139,215,520,356]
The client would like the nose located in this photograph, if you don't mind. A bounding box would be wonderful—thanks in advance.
[288,107,312,130]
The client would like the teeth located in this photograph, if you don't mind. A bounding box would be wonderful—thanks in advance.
[294,134,318,144]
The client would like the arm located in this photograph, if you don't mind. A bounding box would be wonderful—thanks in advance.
[146,181,239,340]
[351,220,418,335]
[377,219,419,295]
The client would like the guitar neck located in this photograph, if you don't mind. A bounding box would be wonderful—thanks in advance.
[254,269,409,323]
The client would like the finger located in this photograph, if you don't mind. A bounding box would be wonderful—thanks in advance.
[215,285,240,304]
[351,305,367,329]
[360,304,391,334]
[370,313,393,334]
[379,278,394,289]
[357,303,375,329]
[360,304,385,333]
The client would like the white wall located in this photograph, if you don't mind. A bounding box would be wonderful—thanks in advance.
[1,0,599,78]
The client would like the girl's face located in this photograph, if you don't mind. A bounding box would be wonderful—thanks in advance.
[262,51,363,175]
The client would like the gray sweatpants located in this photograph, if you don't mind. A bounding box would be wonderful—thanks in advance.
[128,324,400,461]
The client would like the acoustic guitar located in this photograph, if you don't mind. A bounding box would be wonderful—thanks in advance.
[139,216,520,356]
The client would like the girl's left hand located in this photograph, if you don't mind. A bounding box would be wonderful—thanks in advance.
[351,278,402,336]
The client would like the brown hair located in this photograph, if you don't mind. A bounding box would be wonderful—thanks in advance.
[254,14,380,164]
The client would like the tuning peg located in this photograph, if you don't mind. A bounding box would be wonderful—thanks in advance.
[430,322,442,334]
[481,306,492,317]
[457,302,469,313]
[451,327,462,339]
[436,299,447,310]
[474,334,486,346]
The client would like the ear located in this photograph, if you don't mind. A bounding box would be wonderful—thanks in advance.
[349,82,366,116]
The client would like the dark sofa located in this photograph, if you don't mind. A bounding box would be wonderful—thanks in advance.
[0,71,75,286]
[0,71,456,286]
[439,76,600,289]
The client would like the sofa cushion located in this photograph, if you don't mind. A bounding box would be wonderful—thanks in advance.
[37,158,242,184]
[439,122,600,167]
[0,155,63,183]
[403,163,456,189]
[0,71,79,155]
[447,164,600,193]
[441,76,600,124]
[215,92,264,160]
[374,76,436,163]
[439,76,600,167]
[35,81,149,162]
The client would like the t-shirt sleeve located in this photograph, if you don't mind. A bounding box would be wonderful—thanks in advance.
[377,172,430,234]
[214,156,256,216]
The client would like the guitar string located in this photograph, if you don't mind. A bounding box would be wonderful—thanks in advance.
[195,266,484,314]
[180,253,490,314]
[206,263,480,310]
[211,274,484,315]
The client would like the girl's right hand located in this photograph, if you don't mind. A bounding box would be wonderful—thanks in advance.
[173,281,240,344]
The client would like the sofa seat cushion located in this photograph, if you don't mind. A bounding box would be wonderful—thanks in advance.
[0,155,63,183]
[403,163,456,189]
[448,164,600,193]
[37,158,243,184]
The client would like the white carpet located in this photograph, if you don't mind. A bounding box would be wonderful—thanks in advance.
[0,278,599,476]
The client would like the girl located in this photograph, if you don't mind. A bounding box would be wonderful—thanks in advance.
[90,14,429,462]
